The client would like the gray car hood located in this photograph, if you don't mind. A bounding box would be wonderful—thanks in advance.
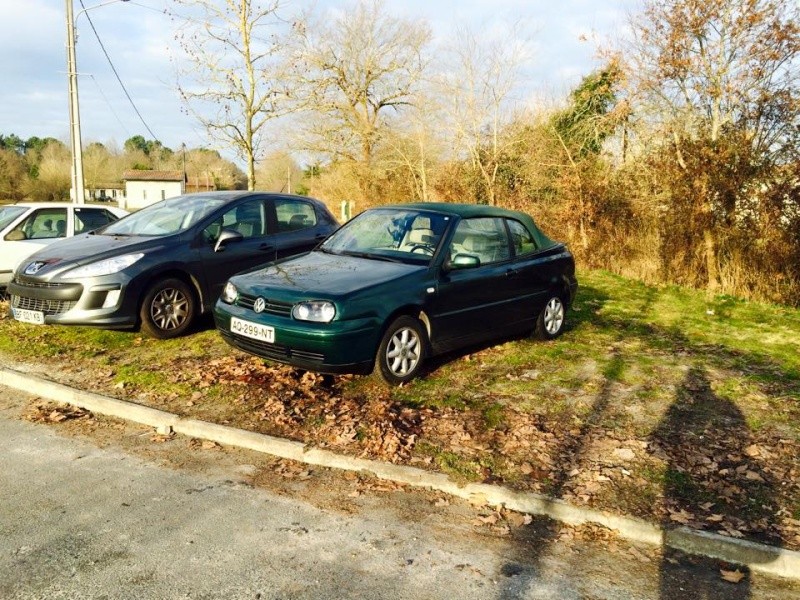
[16,233,172,277]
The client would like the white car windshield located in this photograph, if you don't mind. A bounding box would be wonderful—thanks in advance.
[0,206,27,231]
[320,208,450,264]
[102,195,228,237]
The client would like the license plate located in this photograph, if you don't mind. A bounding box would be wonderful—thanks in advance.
[12,308,45,325]
[230,317,274,343]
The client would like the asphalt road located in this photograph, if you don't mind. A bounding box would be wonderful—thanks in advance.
[1,389,798,600]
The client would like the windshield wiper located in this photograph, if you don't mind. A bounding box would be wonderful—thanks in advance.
[341,250,404,263]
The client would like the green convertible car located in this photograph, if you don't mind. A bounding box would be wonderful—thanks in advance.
[213,203,578,384]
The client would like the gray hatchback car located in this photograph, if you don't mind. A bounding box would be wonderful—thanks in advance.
[7,192,338,338]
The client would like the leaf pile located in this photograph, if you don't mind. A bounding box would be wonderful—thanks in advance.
[173,355,429,462]
[152,354,800,549]
[24,401,94,424]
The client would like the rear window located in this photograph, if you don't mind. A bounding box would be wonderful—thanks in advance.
[507,219,538,256]
[75,208,119,233]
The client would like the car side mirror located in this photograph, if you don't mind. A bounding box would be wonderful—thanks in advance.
[444,254,480,271]
[5,230,26,241]
[213,228,243,253]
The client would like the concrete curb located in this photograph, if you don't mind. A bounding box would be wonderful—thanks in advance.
[4,366,799,580]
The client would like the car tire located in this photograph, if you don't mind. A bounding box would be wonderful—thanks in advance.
[374,315,428,385]
[139,278,196,339]
[535,294,566,340]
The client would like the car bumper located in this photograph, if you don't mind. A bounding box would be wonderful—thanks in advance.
[7,274,141,328]
[213,302,378,375]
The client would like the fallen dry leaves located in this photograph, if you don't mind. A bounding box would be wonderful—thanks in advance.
[24,350,799,552]
[720,568,747,584]
[24,401,93,424]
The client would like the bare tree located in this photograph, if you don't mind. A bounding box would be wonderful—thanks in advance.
[255,150,302,193]
[173,0,293,190]
[438,24,531,206]
[628,0,799,160]
[625,0,800,290]
[24,141,71,201]
[382,83,447,202]
[290,0,431,201]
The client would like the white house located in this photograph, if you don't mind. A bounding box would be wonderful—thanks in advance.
[121,170,185,210]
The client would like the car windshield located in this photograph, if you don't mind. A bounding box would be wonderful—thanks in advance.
[101,195,229,237]
[320,208,451,264]
[0,205,27,231]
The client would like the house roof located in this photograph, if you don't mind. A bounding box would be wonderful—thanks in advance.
[122,170,185,182]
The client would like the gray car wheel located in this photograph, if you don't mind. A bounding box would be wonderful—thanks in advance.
[139,278,196,339]
[535,295,565,340]
[375,315,427,385]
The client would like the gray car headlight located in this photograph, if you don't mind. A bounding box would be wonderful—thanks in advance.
[292,301,335,323]
[221,281,239,304]
[62,253,144,279]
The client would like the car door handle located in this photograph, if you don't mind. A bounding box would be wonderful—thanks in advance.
[258,244,275,252]
[505,268,518,278]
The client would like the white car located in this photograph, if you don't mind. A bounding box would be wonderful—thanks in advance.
[0,202,128,288]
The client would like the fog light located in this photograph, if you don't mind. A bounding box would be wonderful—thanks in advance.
[102,290,121,308]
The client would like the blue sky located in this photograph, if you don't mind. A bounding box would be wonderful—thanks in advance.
[0,0,639,155]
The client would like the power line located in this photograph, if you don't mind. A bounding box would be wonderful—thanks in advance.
[88,74,132,138]
[78,0,160,141]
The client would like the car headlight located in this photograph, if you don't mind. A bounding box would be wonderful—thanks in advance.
[292,301,335,323]
[221,281,239,304]
[62,253,144,278]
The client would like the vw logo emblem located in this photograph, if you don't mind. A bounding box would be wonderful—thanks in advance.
[253,297,266,313]
[24,261,46,276]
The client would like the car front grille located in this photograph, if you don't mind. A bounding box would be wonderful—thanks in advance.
[236,293,293,316]
[12,279,67,289]
[11,294,77,316]
[220,330,324,364]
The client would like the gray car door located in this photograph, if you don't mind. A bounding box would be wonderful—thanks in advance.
[196,196,278,306]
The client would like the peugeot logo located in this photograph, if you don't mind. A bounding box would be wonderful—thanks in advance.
[24,261,46,276]
[253,297,266,313]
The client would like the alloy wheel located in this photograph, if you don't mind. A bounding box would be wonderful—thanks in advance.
[150,287,189,331]
[543,297,564,335]
[385,326,421,376]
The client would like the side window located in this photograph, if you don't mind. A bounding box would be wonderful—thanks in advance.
[507,219,537,256]
[275,198,318,232]
[448,217,510,266]
[12,208,68,240]
[203,198,265,242]
[74,208,118,233]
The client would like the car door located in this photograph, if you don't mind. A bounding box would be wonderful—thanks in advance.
[2,207,68,276]
[503,217,554,328]
[428,217,517,350]
[268,196,330,259]
[195,196,278,305]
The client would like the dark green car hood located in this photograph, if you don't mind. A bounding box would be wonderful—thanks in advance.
[231,250,426,300]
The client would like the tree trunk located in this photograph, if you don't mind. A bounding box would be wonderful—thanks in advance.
[703,227,720,293]
[246,152,256,191]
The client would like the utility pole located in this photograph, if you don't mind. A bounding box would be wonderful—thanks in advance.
[181,143,187,193]
[65,0,85,204]
[65,0,131,205]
